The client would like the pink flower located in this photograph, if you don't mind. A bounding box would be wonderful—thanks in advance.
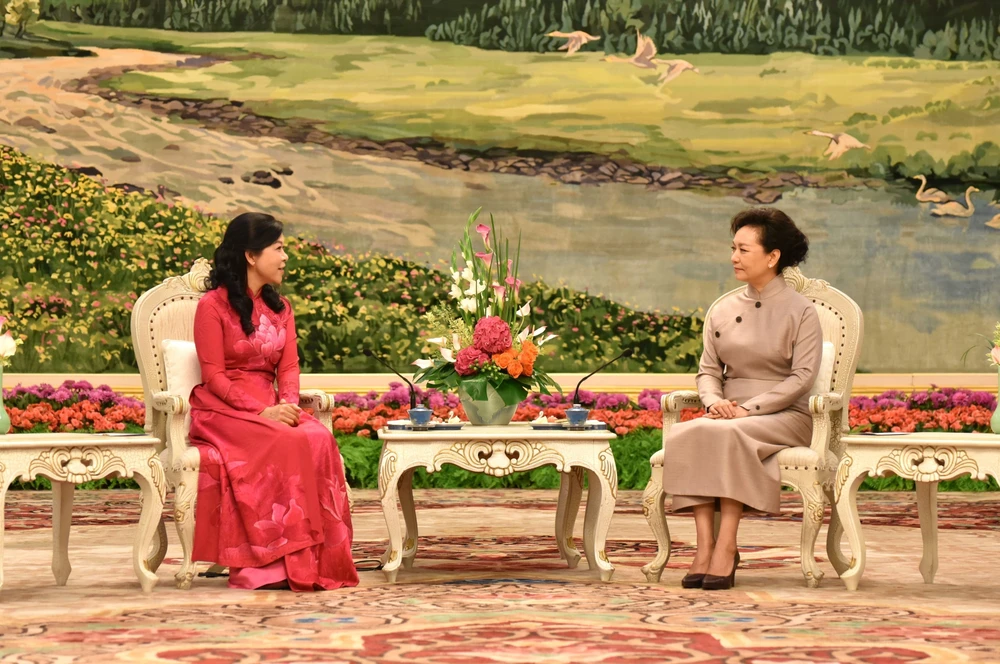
[254,499,309,550]
[475,251,493,267]
[992,346,1000,366]
[475,223,491,249]
[0,316,6,331]
[473,316,513,354]
[455,346,489,376]
[492,283,506,299]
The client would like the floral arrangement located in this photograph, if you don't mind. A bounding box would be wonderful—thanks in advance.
[0,315,22,367]
[3,380,995,437]
[413,210,560,409]
[2,381,145,433]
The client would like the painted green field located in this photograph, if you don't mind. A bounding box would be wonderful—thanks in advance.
[33,21,1000,179]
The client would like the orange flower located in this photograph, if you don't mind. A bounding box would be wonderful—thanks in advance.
[507,359,524,379]
[492,350,515,369]
[519,339,538,363]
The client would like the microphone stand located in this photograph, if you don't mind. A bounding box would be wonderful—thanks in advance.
[363,349,417,410]
[572,348,635,404]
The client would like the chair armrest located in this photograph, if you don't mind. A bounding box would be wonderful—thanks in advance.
[661,390,703,436]
[807,392,845,460]
[152,391,189,415]
[809,393,843,414]
[152,391,191,472]
[299,390,334,412]
[300,390,335,433]
[662,390,703,413]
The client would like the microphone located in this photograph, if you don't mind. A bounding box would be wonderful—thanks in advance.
[572,348,635,404]
[363,349,417,410]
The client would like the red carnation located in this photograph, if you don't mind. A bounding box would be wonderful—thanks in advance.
[455,346,490,376]
[473,316,513,354]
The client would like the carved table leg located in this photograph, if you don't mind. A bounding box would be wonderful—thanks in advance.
[399,468,418,570]
[835,457,870,591]
[915,480,939,584]
[51,480,75,586]
[583,466,617,582]
[132,459,165,593]
[555,467,584,569]
[378,449,404,583]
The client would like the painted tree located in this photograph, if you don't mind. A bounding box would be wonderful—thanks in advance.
[5,0,39,38]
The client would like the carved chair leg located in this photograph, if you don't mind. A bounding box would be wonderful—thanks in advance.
[798,479,826,588]
[173,470,200,590]
[640,463,671,583]
[823,486,850,576]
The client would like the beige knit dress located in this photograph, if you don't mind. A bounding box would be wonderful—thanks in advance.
[662,276,823,513]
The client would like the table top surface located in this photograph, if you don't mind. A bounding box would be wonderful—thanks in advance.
[0,432,161,449]
[844,432,1000,447]
[378,422,616,442]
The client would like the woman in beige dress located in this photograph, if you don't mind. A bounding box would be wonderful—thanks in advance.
[662,207,823,590]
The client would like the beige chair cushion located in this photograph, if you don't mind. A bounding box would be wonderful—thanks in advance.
[775,445,837,470]
[161,339,201,432]
[811,341,835,396]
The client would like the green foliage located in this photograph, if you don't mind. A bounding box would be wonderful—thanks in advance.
[38,0,1000,60]
[0,145,701,375]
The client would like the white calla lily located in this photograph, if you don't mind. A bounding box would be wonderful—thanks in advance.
[412,358,434,369]
[531,326,547,337]
[0,333,16,359]
[452,333,462,350]
[426,337,447,346]
[440,348,456,363]
[516,301,531,317]
[538,333,557,347]
[517,327,531,344]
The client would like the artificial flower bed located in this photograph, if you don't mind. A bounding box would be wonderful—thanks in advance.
[3,381,996,491]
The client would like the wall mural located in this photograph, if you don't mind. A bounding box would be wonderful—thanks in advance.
[1,0,998,374]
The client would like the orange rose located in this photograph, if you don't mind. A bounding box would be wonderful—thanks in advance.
[493,350,515,369]
[521,357,534,376]
[507,359,524,379]
[519,339,538,362]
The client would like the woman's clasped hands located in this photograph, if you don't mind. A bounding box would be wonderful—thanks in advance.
[260,399,302,426]
[705,400,749,420]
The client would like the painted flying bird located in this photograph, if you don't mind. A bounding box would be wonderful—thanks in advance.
[657,59,700,84]
[546,30,601,56]
[604,29,660,69]
[803,130,871,161]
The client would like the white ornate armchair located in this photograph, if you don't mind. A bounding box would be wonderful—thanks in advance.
[131,259,348,589]
[641,267,864,587]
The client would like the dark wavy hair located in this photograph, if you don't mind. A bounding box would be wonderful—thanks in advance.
[208,212,287,336]
[730,207,809,271]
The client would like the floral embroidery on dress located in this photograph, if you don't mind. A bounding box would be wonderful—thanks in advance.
[234,311,287,366]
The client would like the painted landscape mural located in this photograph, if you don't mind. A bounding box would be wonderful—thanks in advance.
[1,0,999,374]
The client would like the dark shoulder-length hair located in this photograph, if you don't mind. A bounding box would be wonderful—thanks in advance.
[208,212,286,336]
[730,207,809,271]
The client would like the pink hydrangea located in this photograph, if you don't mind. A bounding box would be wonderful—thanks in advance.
[473,316,513,354]
[455,346,490,376]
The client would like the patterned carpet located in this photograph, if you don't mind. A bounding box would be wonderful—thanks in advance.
[3,489,1000,662]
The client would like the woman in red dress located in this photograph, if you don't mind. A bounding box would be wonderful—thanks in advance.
[188,212,358,591]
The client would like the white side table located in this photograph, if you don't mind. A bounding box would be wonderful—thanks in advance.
[0,433,166,593]
[377,423,618,582]
[835,432,1000,590]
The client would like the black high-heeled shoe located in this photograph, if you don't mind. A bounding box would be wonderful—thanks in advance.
[702,551,740,591]
[680,573,705,589]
